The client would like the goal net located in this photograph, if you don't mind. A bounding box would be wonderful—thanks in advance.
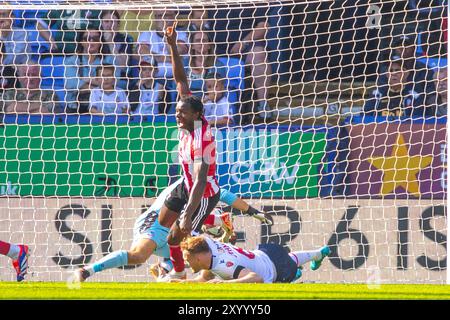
[0,0,448,284]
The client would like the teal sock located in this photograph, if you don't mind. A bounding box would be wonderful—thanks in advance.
[89,250,129,274]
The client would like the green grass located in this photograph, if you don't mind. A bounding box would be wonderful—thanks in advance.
[1,282,450,300]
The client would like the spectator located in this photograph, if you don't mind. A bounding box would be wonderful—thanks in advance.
[77,29,111,88]
[392,35,433,92]
[100,10,136,89]
[209,5,274,120]
[376,35,434,108]
[0,9,32,65]
[186,29,227,97]
[203,72,233,127]
[188,9,211,33]
[1,61,61,114]
[89,64,130,115]
[364,55,425,118]
[10,9,55,54]
[425,67,447,117]
[129,58,164,115]
[0,41,17,90]
[137,9,189,79]
[43,9,102,54]
[60,29,112,113]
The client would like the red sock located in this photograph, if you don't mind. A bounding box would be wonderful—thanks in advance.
[170,245,185,272]
[203,214,215,226]
[0,240,11,256]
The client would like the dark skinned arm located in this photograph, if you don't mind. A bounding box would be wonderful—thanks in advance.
[165,25,190,98]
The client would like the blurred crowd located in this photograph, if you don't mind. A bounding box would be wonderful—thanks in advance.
[0,7,278,126]
[0,6,447,127]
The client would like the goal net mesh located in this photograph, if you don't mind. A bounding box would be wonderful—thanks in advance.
[0,0,447,284]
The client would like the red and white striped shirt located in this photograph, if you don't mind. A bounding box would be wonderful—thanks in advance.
[178,117,219,198]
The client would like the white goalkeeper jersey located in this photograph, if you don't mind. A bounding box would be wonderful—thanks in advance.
[204,237,277,283]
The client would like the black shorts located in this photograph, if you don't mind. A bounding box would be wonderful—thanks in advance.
[257,243,298,283]
[164,180,220,233]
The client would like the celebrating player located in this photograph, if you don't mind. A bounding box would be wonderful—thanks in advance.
[0,240,29,282]
[153,25,223,281]
[175,235,330,283]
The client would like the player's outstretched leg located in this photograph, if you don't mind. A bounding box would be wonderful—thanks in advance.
[73,250,129,283]
[0,240,30,282]
[289,245,330,272]
[310,246,330,271]
[71,238,156,283]
[13,244,30,282]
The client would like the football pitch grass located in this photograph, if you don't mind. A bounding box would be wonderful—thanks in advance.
[1,282,450,300]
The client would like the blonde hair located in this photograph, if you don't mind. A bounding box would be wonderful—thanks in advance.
[180,236,210,255]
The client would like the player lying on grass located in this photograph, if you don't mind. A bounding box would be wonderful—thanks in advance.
[150,185,272,280]
[168,235,330,283]
[70,178,271,282]
[0,240,29,282]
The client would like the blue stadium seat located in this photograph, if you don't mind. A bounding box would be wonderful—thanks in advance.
[216,57,245,106]
[13,10,52,54]
[40,56,66,89]
[417,57,448,69]
[215,57,245,123]
[13,10,48,30]
[27,30,51,55]
[40,56,70,110]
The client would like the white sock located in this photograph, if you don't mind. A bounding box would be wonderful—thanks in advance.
[289,250,323,266]
[7,244,20,260]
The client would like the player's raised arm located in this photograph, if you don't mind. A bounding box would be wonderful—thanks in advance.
[165,25,190,98]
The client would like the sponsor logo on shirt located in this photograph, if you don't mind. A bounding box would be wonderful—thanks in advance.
[226,261,234,268]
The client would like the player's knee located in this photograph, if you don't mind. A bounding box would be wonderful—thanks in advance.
[136,253,148,264]
[128,249,148,264]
